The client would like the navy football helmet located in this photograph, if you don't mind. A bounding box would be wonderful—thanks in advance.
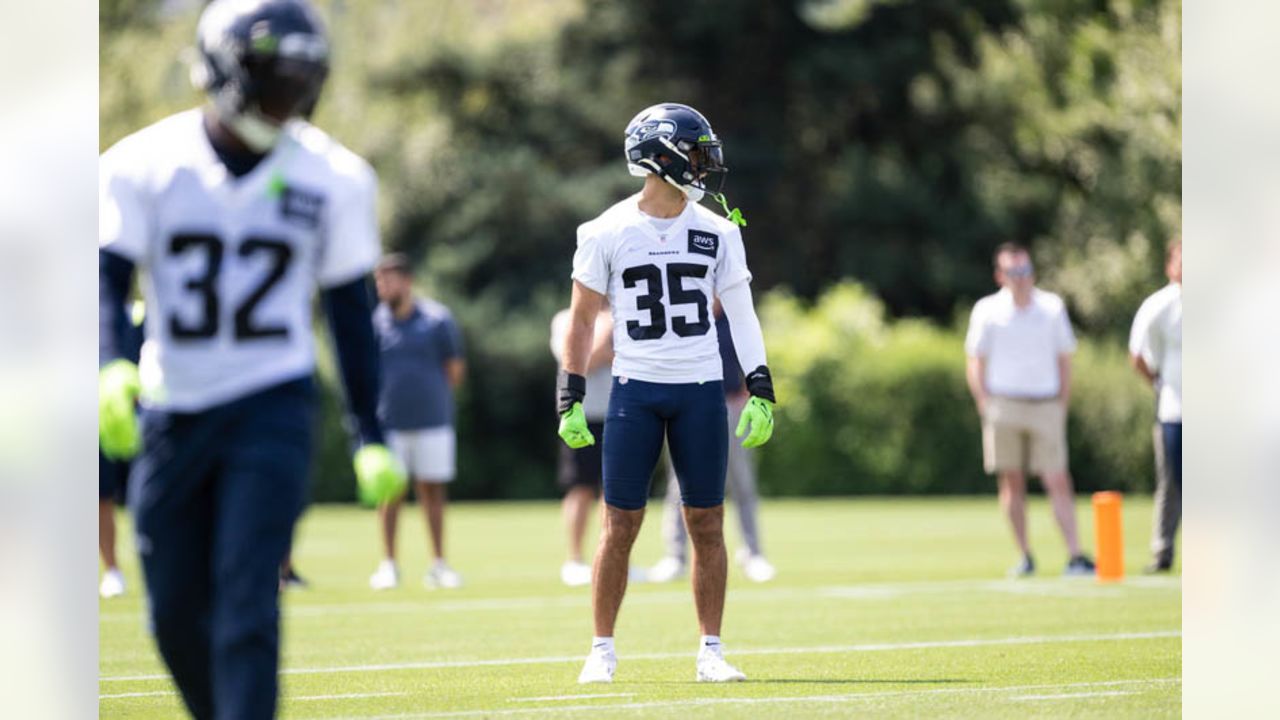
[190,0,330,151]
[624,103,727,199]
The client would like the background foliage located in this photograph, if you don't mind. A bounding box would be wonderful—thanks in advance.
[100,0,1179,500]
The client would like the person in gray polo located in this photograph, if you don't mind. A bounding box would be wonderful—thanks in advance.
[368,254,467,590]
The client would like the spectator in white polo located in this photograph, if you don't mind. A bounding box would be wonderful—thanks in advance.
[1129,239,1181,573]
[965,242,1096,577]
[368,254,467,590]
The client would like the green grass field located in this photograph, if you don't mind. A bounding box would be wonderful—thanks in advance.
[99,497,1181,718]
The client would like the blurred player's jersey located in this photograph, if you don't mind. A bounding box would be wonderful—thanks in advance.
[99,109,380,411]
[572,194,751,384]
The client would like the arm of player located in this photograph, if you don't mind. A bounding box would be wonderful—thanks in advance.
[98,250,142,459]
[1057,353,1072,408]
[321,277,407,505]
[446,358,466,388]
[557,280,605,448]
[585,311,614,373]
[719,282,775,448]
[965,355,988,416]
[320,276,384,446]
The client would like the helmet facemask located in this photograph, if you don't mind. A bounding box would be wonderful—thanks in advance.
[193,2,330,153]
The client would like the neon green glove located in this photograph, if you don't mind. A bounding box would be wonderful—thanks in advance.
[99,360,141,460]
[558,403,595,449]
[735,396,774,449]
[354,444,408,506]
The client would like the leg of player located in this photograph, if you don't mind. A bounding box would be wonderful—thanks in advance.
[98,498,125,598]
[726,426,774,583]
[1043,469,1096,575]
[209,381,311,720]
[420,482,462,588]
[649,462,688,583]
[685,504,728,636]
[685,504,743,682]
[370,496,402,590]
[998,470,1034,576]
[99,451,127,598]
[562,484,595,585]
[131,408,218,718]
[580,504,644,683]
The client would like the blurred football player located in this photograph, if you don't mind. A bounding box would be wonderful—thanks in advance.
[558,103,776,683]
[98,1,404,717]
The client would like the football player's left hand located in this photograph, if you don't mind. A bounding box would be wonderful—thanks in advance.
[735,396,774,449]
[99,360,142,460]
[354,444,408,506]
[558,403,596,449]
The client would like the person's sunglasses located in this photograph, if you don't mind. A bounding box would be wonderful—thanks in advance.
[1003,263,1034,279]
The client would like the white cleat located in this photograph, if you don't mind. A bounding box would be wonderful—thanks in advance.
[577,644,617,684]
[369,560,399,591]
[426,561,463,589]
[696,647,747,682]
[741,554,777,583]
[561,561,592,587]
[646,556,685,583]
[99,568,126,599]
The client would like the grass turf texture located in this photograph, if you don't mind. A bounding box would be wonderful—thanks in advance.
[100,497,1181,718]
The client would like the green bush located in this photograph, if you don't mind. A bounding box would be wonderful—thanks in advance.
[757,282,1157,496]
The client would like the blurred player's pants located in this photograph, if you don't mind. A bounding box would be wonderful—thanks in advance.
[130,378,314,720]
[1150,422,1182,565]
[661,397,762,562]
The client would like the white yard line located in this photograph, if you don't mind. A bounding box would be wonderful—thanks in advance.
[100,690,408,701]
[348,678,1180,719]
[100,629,1180,683]
[99,576,1181,623]
[294,692,409,701]
[1011,690,1140,701]
[508,693,636,703]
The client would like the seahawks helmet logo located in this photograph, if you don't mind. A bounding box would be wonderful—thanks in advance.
[627,119,676,145]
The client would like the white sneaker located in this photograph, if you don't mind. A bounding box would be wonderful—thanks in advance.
[647,556,685,583]
[742,554,777,583]
[99,568,126,599]
[369,560,399,591]
[577,644,617,683]
[561,561,592,587]
[696,646,746,682]
[426,561,463,589]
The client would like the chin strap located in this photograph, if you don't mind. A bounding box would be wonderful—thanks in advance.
[711,192,747,227]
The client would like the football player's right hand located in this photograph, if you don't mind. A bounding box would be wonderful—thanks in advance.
[99,360,142,460]
[558,403,595,449]
[735,396,775,449]
[354,444,408,506]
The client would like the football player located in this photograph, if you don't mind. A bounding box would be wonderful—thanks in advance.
[98,1,405,717]
[558,103,776,683]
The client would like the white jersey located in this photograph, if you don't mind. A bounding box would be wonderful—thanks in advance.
[571,194,752,384]
[99,109,380,411]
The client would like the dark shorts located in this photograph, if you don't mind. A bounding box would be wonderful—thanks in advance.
[602,377,727,511]
[99,449,130,503]
[558,421,605,492]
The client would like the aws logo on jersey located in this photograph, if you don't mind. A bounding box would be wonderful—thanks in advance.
[688,230,719,258]
[279,185,325,229]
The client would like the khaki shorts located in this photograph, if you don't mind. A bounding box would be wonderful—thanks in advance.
[982,397,1068,475]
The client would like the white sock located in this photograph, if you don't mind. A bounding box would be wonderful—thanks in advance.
[700,635,722,653]
[592,636,615,654]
